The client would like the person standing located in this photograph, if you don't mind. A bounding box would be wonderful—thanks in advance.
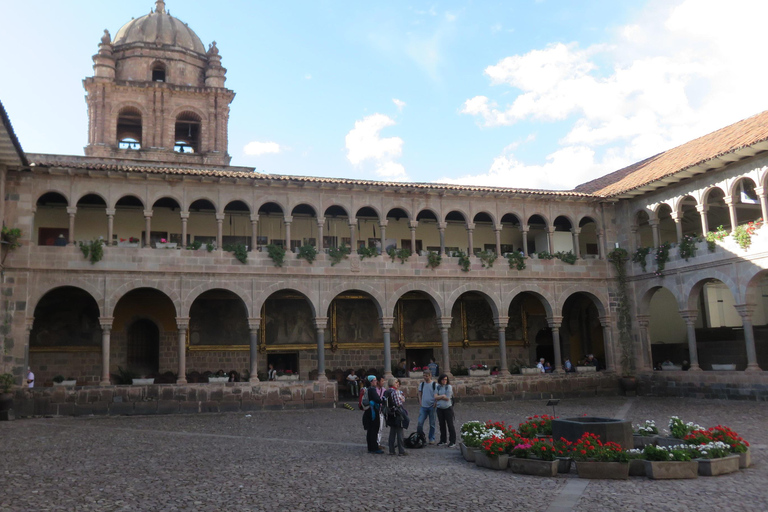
[364,375,384,454]
[435,374,456,447]
[26,367,34,388]
[376,376,387,449]
[346,370,360,397]
[427,357,439,377]
[417,370,437,445]
[385,378,407,456]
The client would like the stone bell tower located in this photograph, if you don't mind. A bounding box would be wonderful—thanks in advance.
[83,0,235,166]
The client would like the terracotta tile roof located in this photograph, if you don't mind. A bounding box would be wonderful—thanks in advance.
[575,110,768,197]
[27,153,593,198]
[0,100,28,167]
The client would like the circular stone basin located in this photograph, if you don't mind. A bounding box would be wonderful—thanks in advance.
[552,417,633,449]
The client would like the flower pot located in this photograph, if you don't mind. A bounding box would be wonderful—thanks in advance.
[130,378,154,385]
[629,459,646,477]
[474,452,508,469]
[711,363,736,371]
[468,369,490,377]
[695,455,740,476]
[520,368,541,375]
[575,366,596,373]
[117,242,140,248]
[575,461,629,480]
[556,457,572,474]
[509,457,558,477]
[655,437,685,448]
[155,242,177,249]
[739,449,751,469]
[459,442,476,462]
[407,371,423,379]
[207,377,229,383]
[633,434,658,449]
[644,460,698,479]
[661,365,682,371]
[275,375,299,381]
[53,380,78,387]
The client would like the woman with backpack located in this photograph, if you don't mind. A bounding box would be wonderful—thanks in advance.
[384,378,407,456]
[435,374,456,447]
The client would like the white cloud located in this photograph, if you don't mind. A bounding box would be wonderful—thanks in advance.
[304,74,312,80]
[345,114,408,181]
[392,98,406,111]
[457,0,768,190]
[243,141,281,156]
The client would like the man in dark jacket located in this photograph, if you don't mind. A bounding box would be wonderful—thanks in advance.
[364,375,384,454]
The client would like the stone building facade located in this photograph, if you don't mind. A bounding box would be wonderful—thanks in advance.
[1,1,766,400]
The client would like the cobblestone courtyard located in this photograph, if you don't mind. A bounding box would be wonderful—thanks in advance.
[1,396,766,512]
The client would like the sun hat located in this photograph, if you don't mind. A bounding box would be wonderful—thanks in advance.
[367,375,376,382]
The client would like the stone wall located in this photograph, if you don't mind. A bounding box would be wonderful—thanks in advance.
[638,371,768,400]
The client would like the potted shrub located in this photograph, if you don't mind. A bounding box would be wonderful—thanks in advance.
[131,376,155,385]
[633,420,659,448]
[570,432,630,480]
[118,237,141,248]
[553,437,573,474]
[478,434,511,470]
[206,370,229,383]
[52,375,77,387]
[0,373,15,421]
[408,365,424,379]
[517,414,555,439]
[508,438,559,477]
[625,448,647,477]
[468,364,490,377]
[684,426,751,469]
[459,421,487,462]
[691,441,740,476]
[642,444,698,479]
[657,416,703,446]
[276,370,299,381]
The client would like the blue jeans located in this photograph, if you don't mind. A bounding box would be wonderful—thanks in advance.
[417,406,436,442]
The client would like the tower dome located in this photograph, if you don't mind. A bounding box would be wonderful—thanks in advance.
[112,0,206,54]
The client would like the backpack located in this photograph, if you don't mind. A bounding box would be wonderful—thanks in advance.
[405,431,427,449]
[358,388,370,411]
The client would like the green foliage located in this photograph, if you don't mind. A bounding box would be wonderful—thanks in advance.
[1,226,22,250]
[678,235,698,261]
[206,243,215,252]
[477,250,497,268]
[654,242,671,277]
[357,245,378,260]
[266,243,286,267]
[114,366,139,385]
[186,240,203,250]
[554,250,577,264]
[328,243,351,266]
[608,248,634,376]
[52,375,65,383]
[705,225,728,252]
[456,249,470,271]
[395,247,411,263]
[232,243,248,264]
[0,372,14,393]
[298,244,318,264]
[426,250,442,269]
[506,252,526,271]
[78,239,104,264]
[536,250,554,260]
[644,444,693,462]
[732,218,763,250]
[451,365,468,376]
[632,247,651,272]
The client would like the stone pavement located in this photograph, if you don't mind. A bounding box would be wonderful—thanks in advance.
[1,396,766,511]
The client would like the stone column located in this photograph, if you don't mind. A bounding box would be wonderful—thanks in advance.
[438,222,447,256]
[598,315,615,372]
[180,211,189,248]
[696,204,709,235]
[548,316,563,373]
[630,227,638,253]
[649,219,660,249]
[756,187,768,224]
[284,216,293,252]
[494,225,502,255]
[248,317,261,382]
[466,222,475,256]
[521,227,529,257]
[379,221,387,257]
[106,209,115,246]
[546,228,555,253]
[317,219,325,251]
[636,314,653,371]
[67,206,77,245]
[143,210,153,247]
[724,195,737,229]
[176,317,190,383]
[24,319,33,384]
[250,214,258,251]
[679,310,701,371]
[215,213,225,249]
[571,227,581,259]
[99,317,113,385]
[409,220,418,254]
[734,304,762,371]
[315,317,328,380]
[597,229,605,259]
[380,317,395,378]
[494,316,511,376]
[670,212,683,243]
[348,220,356,250]
[438,317,453,377]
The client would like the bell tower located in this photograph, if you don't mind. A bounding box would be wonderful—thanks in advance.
[83,1,235,166]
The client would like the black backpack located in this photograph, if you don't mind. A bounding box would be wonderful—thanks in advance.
[405,431,427,449]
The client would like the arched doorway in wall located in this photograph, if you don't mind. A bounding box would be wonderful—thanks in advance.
[732,177,762,227]
[689,278,748,370]
[646,287,687,368]
[499,213,522,254]
[223,200,252,250]
[74,194,108,244]
[356,207,380,252]
[188,289,249,377]
[385,208,410,253]
[507,292,550,367]
[257,202,285,249]
[526,215,549,254]
[473,212,496,254]
[415,209,439,255]
[127,319,160,377]
[29,286,102,383]
[323,205,350,250]
[114,195,145,246]
[152,197,182,247]
[393,291,440,370]
[679,196,701,237]
[552,216,573,254]
[656,203,676,244]
[291,204,319,250]
[112,288,177,378]
[450,292,498,370]
[578,216,599,257]
[189,198,218,248]
[324,290,384,378]
[561,293,605,367]
[261,290,316,379]
[35,192,70,245]
[703,187,731,232]
[444,211,467,255]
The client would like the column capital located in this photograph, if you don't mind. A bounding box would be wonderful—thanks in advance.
[379,220,388,228]
[180,211,190,220]
[348,220,356,228]
[598,315,612,325]
[25,317,34,331]
[546,226,556,234]
[679,309,698,323]
[316,218,325,227]
[99,316,114,330]
[247,317,261,330]
[284,215,294,224]
[379,316,395,330]
[755,186,766,197]
[648,219,659,227]
[494,316,509,329]
[695,204,709,213]
[571,227,581,235]
[66,206,77,215]
[547,316,563,329]
[437,222,447,230]
[437,316,453,330]
[215,213,225,221]
[636,314,650,328]
[723,195,734,206]
[105,208,116,216]
[143,210,154,218]
[466,222,475,231]
[493,224,502,232]
[523,225,530,233]
[249,213,259,222]
[733,304,756,320]
[408,220,418,229]
[176,316,190,330]
[314,317,329,330]
[670,212,681,222]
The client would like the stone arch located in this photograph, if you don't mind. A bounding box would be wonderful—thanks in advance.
[221,198,253,214]
[186,195,219,212]
[74,191,109,206]
[356,205,382,222]
[29,283,104,319]
[320,283,385,319]
[256,199,287,215]
[323,203,352,219]
[111,101,150,118]
[636,282,684,314]
[149,192,184,209]
[253,283,318,318]
[107,282,180,318]
[744,268,768,305]
[502,286,555,318]
[288,200,321,218]
[114,194,146,209]
[387,284,443,318]
[445,283,501,319]
[444,208,470,224]
[182,282,252,318]
[36,190,70,207]
[168,105,208,123]
[555,286,608,318]
[576,214,598,227]
[526,212,550,228]
[684,272,741,311]
[472,210,497,225]
[553,214,575,230]
[384,204,413,221]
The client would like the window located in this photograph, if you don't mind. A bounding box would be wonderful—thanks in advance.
[151,62,166,82]
[174,112,201,153]
[116,107,142,149]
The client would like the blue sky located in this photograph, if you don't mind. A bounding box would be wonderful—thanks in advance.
[2,0,767,190]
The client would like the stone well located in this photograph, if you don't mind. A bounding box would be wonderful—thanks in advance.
[552,416,633,449]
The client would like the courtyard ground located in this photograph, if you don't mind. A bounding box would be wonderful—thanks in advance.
[0,395,766,511]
